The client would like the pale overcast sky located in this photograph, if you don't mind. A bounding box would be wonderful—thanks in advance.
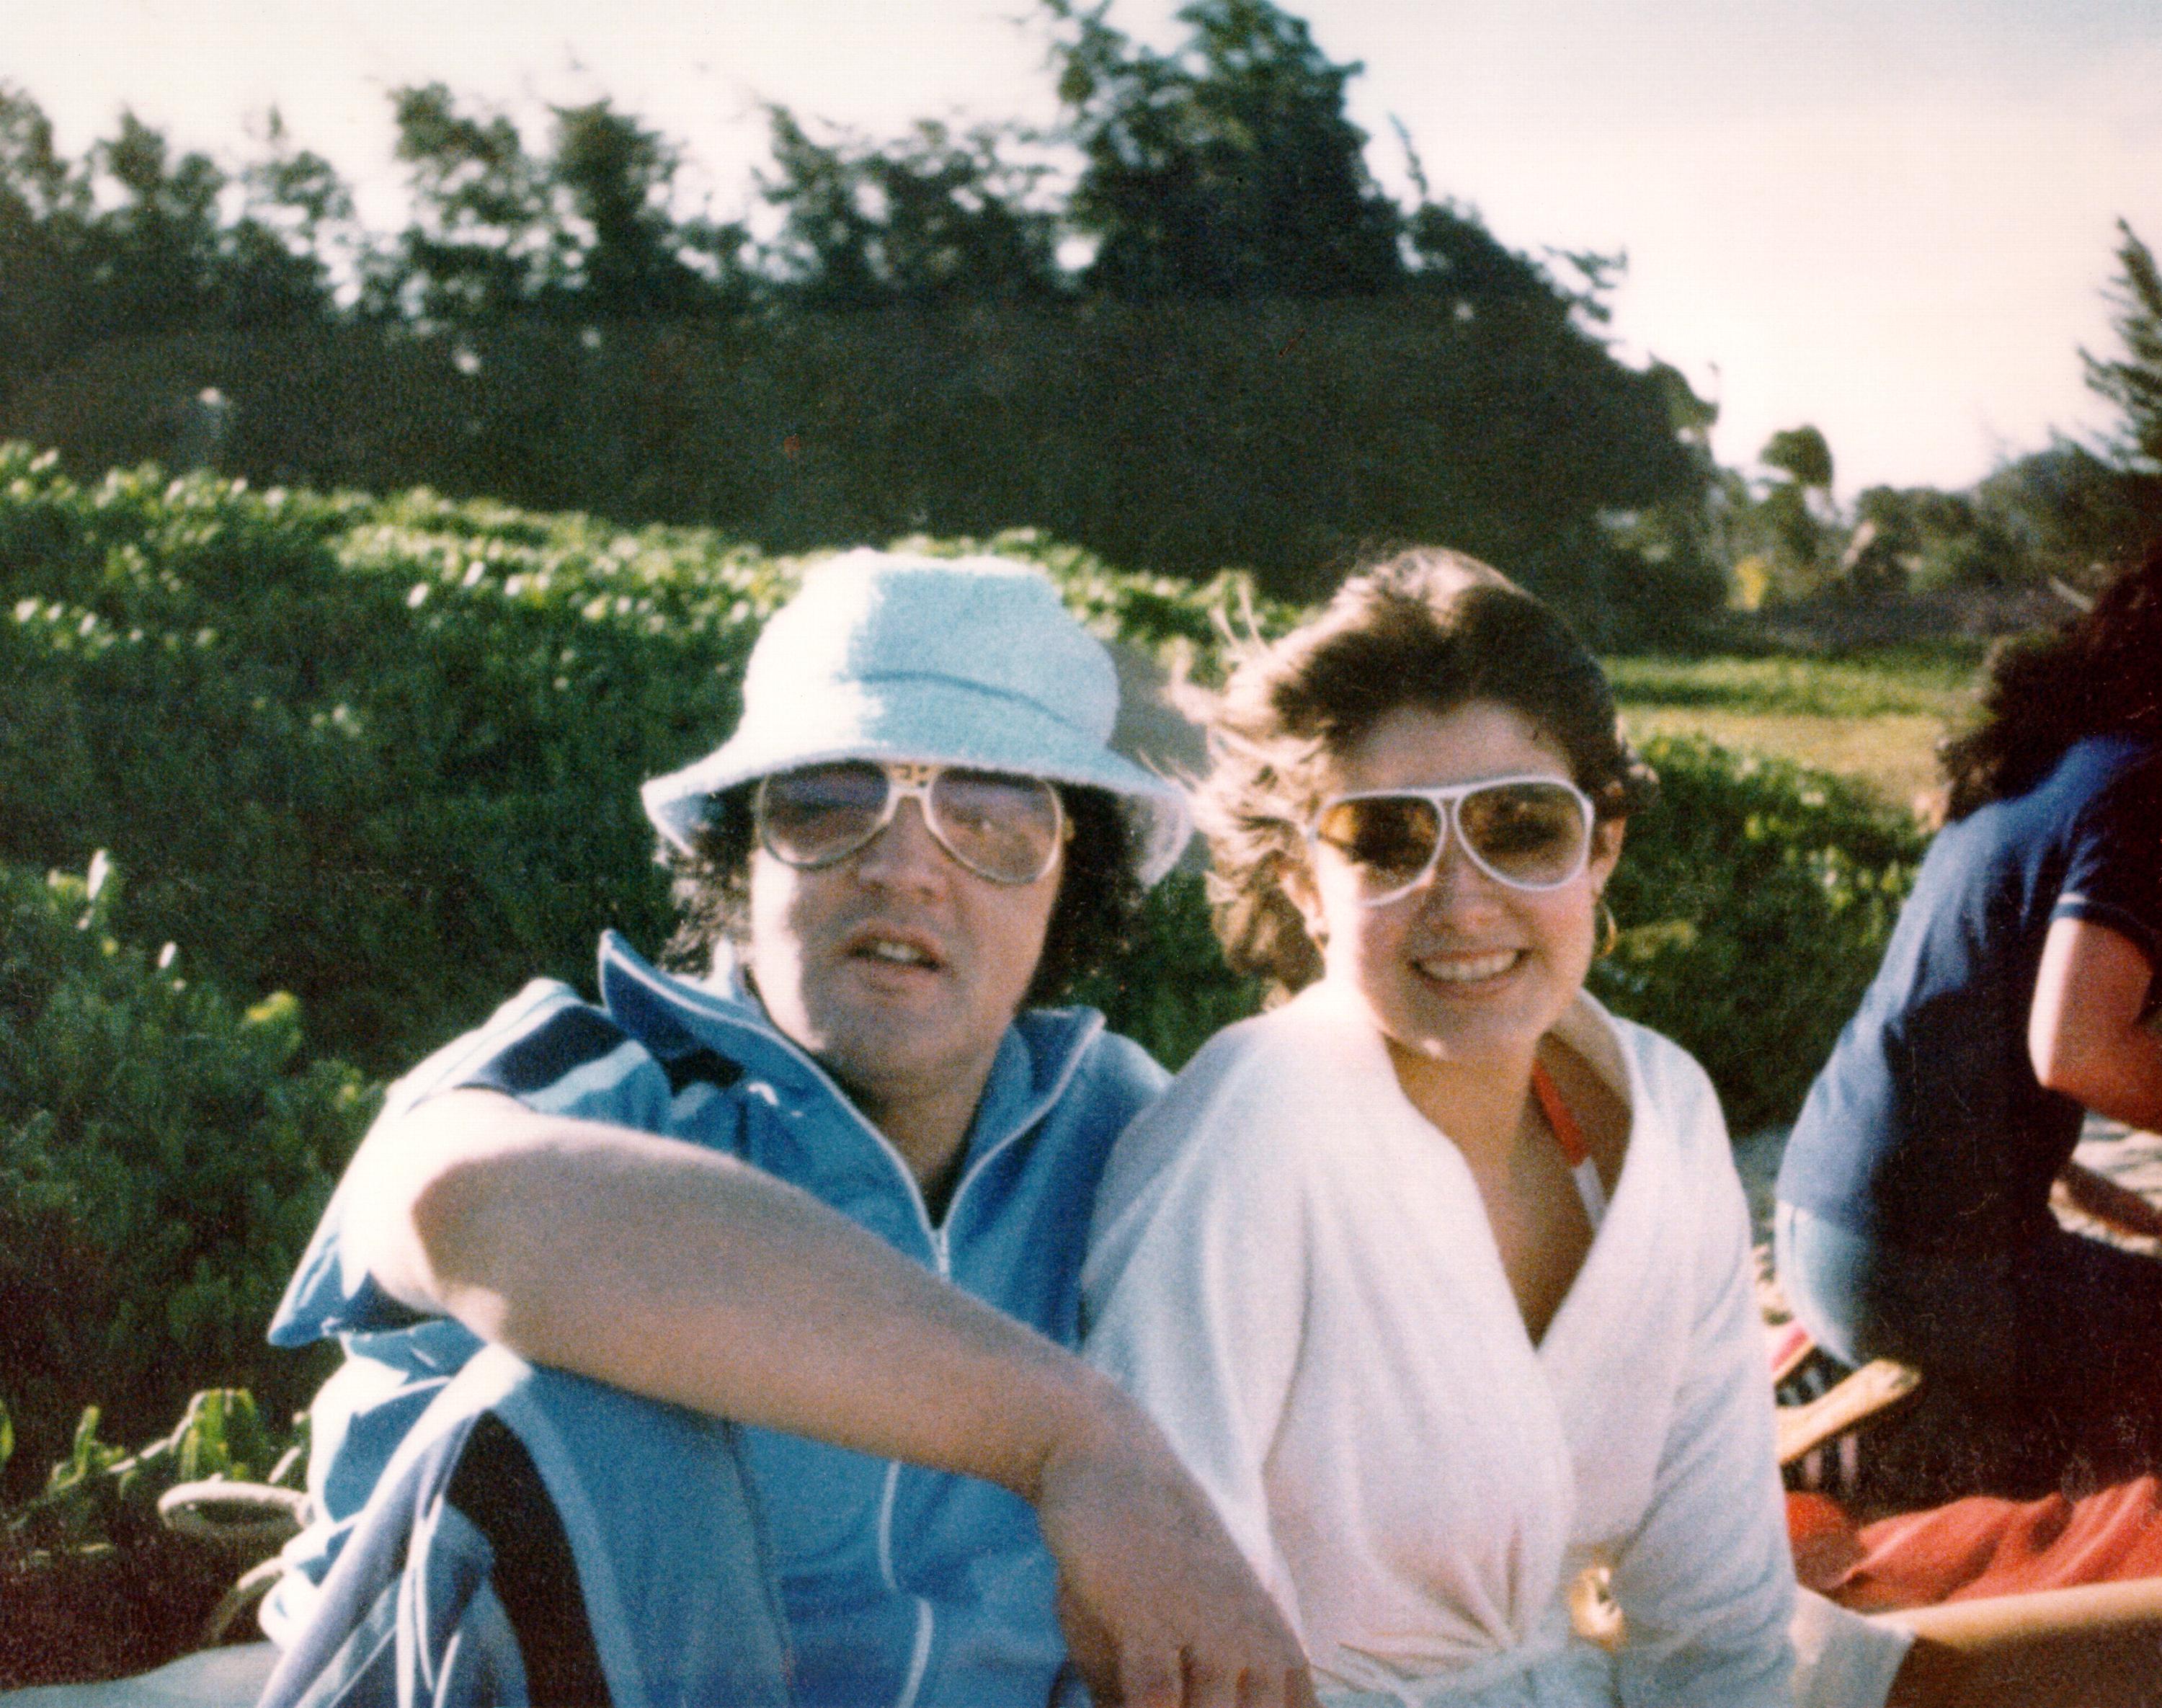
[5,0,2160,497]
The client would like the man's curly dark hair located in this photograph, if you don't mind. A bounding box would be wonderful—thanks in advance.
[662,780,1149,1006]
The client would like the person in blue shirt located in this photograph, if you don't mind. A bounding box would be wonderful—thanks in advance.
[1775,540,2162,1494]
[257,550,1313,1708]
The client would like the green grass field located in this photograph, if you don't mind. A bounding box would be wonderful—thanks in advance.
[1603,646,1990,817]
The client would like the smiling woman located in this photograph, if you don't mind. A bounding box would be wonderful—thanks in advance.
[1082,547,1873,1704]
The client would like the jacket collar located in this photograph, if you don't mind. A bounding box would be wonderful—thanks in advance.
[593,930,1105,1180]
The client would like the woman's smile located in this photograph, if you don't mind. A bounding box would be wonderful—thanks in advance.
[1412,947,1526,988]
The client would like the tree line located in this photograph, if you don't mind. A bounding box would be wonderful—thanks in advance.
[0,4,1636,353]
[1716,222,2162,618]
[1,0,2156,618]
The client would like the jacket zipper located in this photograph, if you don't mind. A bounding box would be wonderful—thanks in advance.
[603,943,1106,1708]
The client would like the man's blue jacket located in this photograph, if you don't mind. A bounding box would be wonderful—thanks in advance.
[264,930,1167,1707]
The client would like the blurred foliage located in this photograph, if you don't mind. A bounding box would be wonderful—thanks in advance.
[0,850,368,1503]
[9,305,1705,623]
[0,0,1721,630]
[1594,735,1925,1136]
[1604,649,1978,721]
[4,1387,302,1554]
[1760,425,1835,494]
[5,8,2157,626]
[1044,0,1402,302]
[1,1388,306,1689]
[371,86,755,327]
[758,109,1067,310]
[0,89,344,401]
[2085,220,2162,481]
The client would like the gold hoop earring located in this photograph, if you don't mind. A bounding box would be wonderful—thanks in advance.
[1596,899,1619,960]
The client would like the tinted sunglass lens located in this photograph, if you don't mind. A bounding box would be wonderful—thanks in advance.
[758,762,891,866]
[1316,797,1443,895]
[1456,782,1588,886]
[929,769,1062,884]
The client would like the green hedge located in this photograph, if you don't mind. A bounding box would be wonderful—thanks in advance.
[0,858,373,1502]
[1595,737,1922,1135]
[1,450,776,1073]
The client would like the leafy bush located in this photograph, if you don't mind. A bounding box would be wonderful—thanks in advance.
[0,855,373,1501]
[1,1389,303,1689]
[4,1386,301,1556]
[1595,735,1923,1134]
[1,449,786,1072]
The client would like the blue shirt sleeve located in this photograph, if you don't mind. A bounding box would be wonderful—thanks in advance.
[267,979,677,1346]
[2054,752,2162,966]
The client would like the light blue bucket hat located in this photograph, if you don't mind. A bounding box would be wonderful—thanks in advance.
[641,549,1193,886]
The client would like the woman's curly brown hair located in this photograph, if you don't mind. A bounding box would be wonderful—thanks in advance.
[1192,547,1658,996]
[1939,537,2162,821]
[661,779,1148,1006]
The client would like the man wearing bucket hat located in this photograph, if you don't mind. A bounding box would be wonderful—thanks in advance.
[256,551,1312,1708]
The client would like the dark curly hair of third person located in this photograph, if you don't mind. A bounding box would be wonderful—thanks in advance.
[1939,537,2162,821]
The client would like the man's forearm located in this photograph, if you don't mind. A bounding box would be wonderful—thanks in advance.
[344,1087,1106,1498]
[341,1089,1318,1704]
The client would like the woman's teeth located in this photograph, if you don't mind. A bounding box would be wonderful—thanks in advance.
[865,939,934,966]
[1416,950,1518,984]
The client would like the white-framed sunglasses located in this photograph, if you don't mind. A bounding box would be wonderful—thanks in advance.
[755,760,1067,886]
[1307,775,1596,905]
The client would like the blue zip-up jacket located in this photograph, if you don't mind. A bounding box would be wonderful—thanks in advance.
[264,931,1169,1707]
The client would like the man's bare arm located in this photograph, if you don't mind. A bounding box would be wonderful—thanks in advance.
[341,1087,1316,1708]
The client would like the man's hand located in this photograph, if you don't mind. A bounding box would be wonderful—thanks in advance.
[1031,1392,1317,1708]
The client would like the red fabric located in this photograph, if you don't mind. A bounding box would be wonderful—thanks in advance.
[1531,1061,1588,1167]
[1788,1478,2162,1613]
[1766,1319,1812,1379]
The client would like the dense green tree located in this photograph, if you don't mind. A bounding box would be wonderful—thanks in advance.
[1761,424,1834,493]
[1976,442,2158,587]
[548,100,749,318]
[84,114,231,334]
[376,88,750,325]
[79,114,336,337]
[0,86,94,390]
[0,89,343,393]
[1723,424,1841,601]
[231,111,360,321]
[760,109,1064,308]
[1044,0,1402,301]
[375,84,553,324]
